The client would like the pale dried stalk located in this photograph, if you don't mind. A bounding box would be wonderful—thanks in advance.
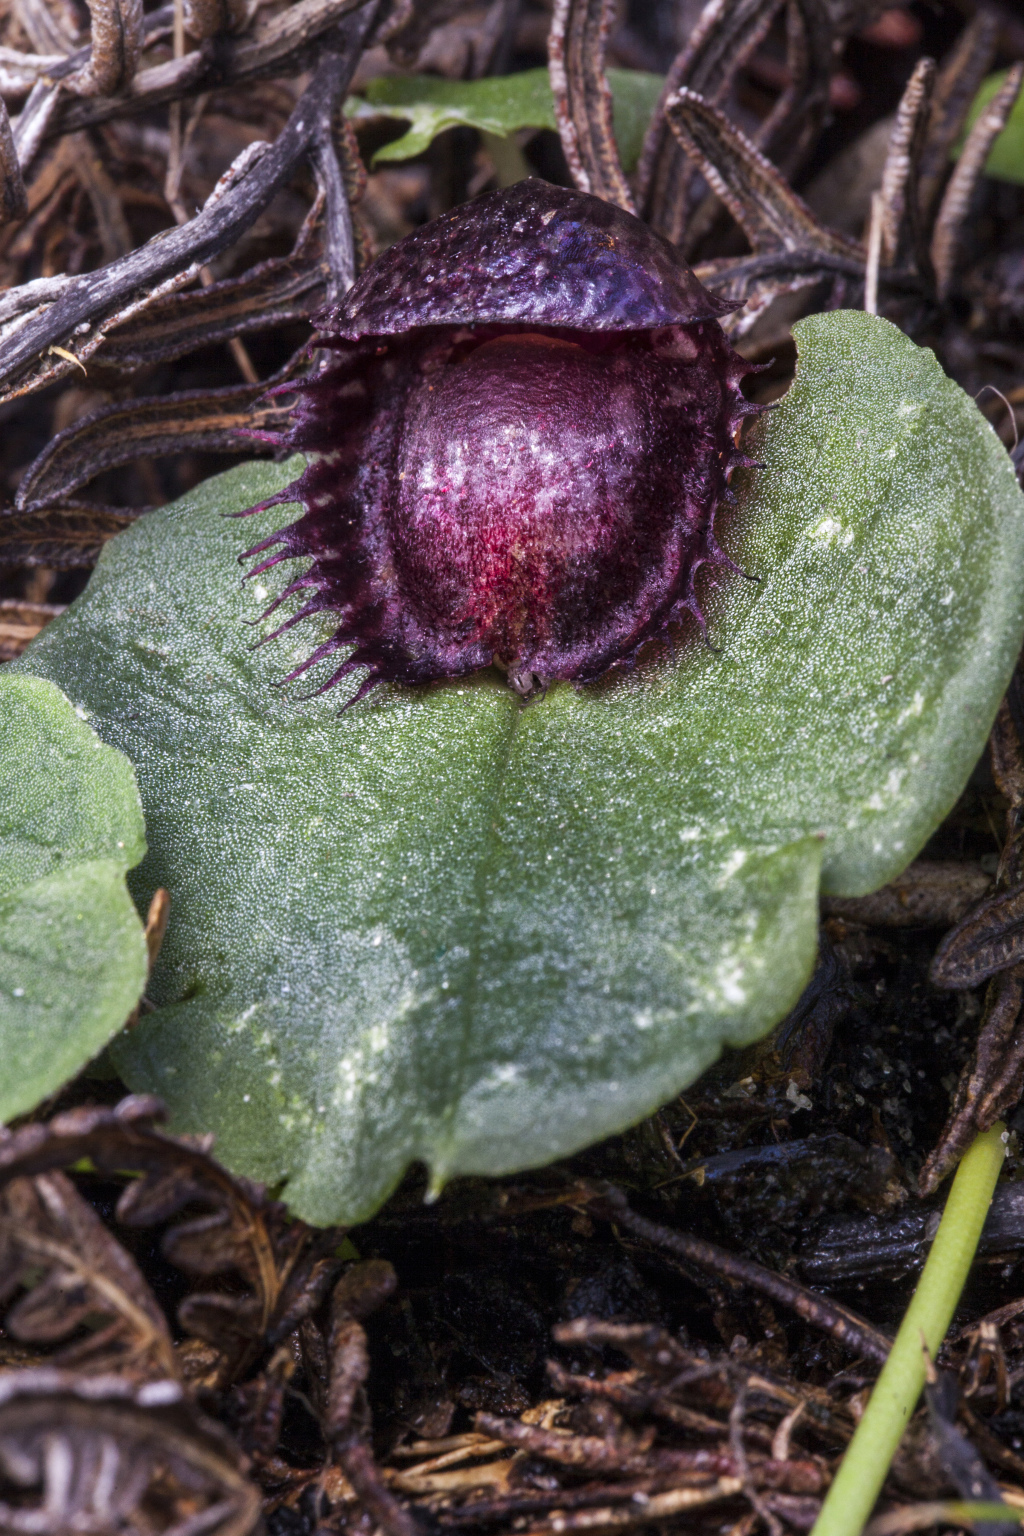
[0,46,67,96]
[11,77,64,168]
[184,0,248,39]
[15,0,80,54]
[0,95,27,223]
[878,55,935,269]
[932,62,1024,301]
[636,0,785,242]
[663,87,859,258]
[54,0,370,136]
[0,9,376,396]
[864,191,882,315]
[64,0,144,96]
[547,0,635,213]
[518,1479,746,1534]
[917,8,1000,226]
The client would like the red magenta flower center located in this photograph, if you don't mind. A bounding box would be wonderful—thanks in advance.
[392,328,717,681]
[239,181,757,705]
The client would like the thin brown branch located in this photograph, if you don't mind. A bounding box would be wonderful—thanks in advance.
[0,6,376,396]
[583,1183,891,1364]
[46,0,374,137]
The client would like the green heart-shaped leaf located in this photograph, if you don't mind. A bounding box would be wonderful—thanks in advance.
[0,674,147,1119]
[15,312,1024,1222]
[348,68,664,172]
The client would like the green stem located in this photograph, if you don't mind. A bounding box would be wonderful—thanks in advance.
[811,1123,1007,1536]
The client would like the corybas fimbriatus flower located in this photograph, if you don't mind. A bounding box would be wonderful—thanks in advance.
[239,179,760,703]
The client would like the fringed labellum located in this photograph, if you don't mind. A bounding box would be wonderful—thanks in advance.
[239,179,759,702]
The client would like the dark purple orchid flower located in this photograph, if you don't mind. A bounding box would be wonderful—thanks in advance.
[239,178,759,703]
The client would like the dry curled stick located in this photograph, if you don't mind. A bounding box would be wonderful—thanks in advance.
[183,0,248,40]
[63,0,143,96]
[0,98,27,224]
[0,1370,260,1536]
[932,62,1024,302]
[547,0,634,213]
[877,56,935,271]
[8,3,171,170]
[15,356,302,511]
[0,1096,344,1385]
[916,9,1000,231]
[0,6,377,394]
[0,1167,176,1378]
[822,860,992,930]
[663,87,859,259]
[0,178,325,403]
[324,1260,416,1536]
[0,504,141,569]
[51,0,376,137]
[931,884,1024,989]
[583,1182,891,1365]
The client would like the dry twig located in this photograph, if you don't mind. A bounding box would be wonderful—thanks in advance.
[547,0,634,214]
[932,63,1024,302]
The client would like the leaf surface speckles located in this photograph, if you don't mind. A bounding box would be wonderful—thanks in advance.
[16,312,1024,1221]
[0,675,147,1120]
